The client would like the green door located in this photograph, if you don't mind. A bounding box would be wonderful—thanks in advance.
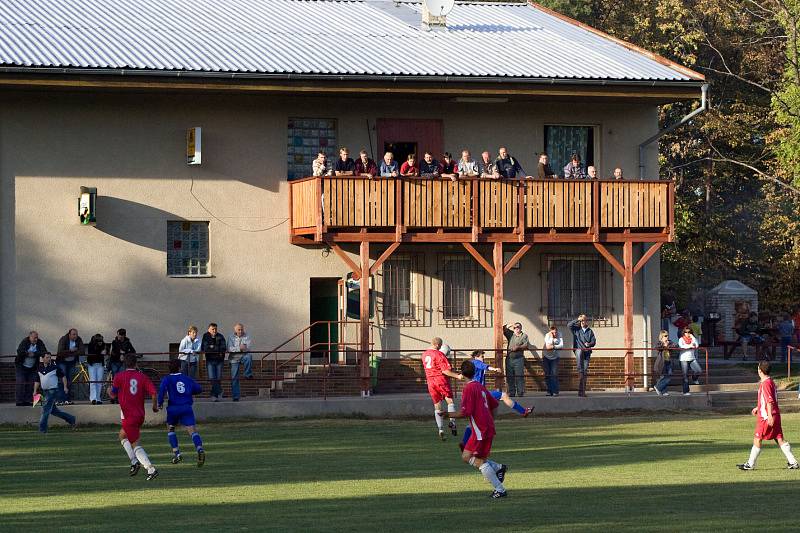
[310,278,340,363]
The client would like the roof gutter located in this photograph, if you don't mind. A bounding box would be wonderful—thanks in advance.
[638,83,709,179]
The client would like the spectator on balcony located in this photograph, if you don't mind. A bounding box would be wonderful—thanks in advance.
[355,150,378,178]
[333,147,356,176]
[400,153,420,177]
[178,325,201,379]
[458,150,480,177]
[228,323,254,402]
[479,151,499,179]
[678,326,701,395]
[503,322,533,397]
[568,314,596,397]
[542,325,564,396]
[56,328,85,405]
[380,152,399,178]
[86,333,108,405]
[312,151,333,177]
[564,153,588,179]
[537,153,556,179]
[441,152,459,181]
[614,167,624,180]
[495,147,529,179]
[15,331,47,406]
[202,323,227,402]
[420,152,441,178]
[587,166,598,179]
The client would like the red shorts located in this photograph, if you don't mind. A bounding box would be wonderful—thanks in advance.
[464,432,494,459]
[121,417,144,444]
[427,380,452,404]
[755,416,783,441]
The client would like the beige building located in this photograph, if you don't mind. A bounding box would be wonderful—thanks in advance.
[0,0,705,392]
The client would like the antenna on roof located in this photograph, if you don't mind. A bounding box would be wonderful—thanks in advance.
[422,0,454,31]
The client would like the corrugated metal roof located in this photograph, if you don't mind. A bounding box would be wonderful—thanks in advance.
[0,0,699,81]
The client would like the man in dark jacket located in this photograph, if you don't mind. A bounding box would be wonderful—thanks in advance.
[16,331,48,406]
[537,152,556,179]
[495,147,530,179]
[568,314,596,397]
[56,328,85,405]
[201,323,227,401]
[108,328,136,403]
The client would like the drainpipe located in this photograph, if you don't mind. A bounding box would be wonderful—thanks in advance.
[642,243,650,390]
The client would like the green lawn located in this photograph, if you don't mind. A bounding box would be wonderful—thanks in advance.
[1,413,798,532]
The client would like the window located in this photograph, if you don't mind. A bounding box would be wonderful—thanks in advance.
[287,118,337,180]
[542,254,613,326]
[167,221,209,276]
[438,254,490,326]
[381,254,423,325]
[544,125,596,177]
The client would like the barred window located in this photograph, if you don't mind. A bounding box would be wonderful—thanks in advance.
[442,256,472,319]
[381,254,423,325]
[543,254,612,325]
[167,221,209,276]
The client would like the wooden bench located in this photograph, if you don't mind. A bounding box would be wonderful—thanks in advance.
[721,338,780,360]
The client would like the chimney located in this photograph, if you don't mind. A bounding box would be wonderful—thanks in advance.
[421,0,449,31]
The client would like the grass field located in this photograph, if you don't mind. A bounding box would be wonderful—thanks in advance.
[1,412,799,532]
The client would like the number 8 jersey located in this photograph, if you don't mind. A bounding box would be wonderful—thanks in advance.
[112,369,156,421]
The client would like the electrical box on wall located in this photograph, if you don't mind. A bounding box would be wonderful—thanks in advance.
[78,186,97,225]
[187,127,202,165]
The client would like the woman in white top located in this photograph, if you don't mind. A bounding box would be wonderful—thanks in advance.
[178,325,201,379]
[678,327,702,395]
[543,325,564,396]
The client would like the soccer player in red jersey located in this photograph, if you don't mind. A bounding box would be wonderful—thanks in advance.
[737,361,799,470]
[108,353,160,480]
[422,337,464,440]
[450,359,508,498]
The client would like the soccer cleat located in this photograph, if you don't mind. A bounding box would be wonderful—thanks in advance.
[197,449,206,467]
[438,430,446,441]
[64,400,74,405]
[491,490,508,499]
[449,419,457,436]
[522,407,534,418]
[171,454,183,465]
[129,462,141,476]
[146,469,159,481]
[496,464,508,483]
[788,462,799,470]
[737,463,754,471]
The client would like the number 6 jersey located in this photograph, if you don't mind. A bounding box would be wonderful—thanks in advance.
[158,372,202,407]
[112,368,156,421]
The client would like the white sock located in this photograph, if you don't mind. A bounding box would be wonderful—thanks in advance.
[134,446,155,474]
[485,459,502,473]
[781,443,797,464]
[748,445,761,467]
[434,410,444,431]
[121,439,136,465]
[479,462,505,492]
[447,403,456,424]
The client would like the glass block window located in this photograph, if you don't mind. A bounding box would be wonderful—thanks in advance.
[167,221,209,276]
[287,118,337,180]
[544,125,595,177]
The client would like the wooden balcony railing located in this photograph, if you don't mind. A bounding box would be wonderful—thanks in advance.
[289,176,674,244]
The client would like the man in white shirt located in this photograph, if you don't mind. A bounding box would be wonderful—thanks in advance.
[457,150,480,177]
[178,325,201,379]
[228,323,254,402]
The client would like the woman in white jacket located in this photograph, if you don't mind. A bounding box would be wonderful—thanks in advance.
[543,325,564,396]
[678,327,702,395]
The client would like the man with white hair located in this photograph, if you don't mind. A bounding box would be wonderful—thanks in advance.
[587,166,598,179]
[227,323,253,402]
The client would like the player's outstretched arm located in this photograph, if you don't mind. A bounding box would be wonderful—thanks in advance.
[442,369,463,380]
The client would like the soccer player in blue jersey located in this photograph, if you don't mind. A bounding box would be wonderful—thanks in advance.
[461,350,533,449]
[158,359,206,467]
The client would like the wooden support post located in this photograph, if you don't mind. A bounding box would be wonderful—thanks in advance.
[288,181,294,243]
[369,242,400,277]
[633,242,663,275]
[623,240,634,391]
[360,240,371,396]
[493,242,505,390]
[462,243,495,277]
[315,177,323,242]
[503,244,532,275]
[329,243,361,278]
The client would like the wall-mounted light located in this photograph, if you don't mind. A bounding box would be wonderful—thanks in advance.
[78,186,97,225]
[187,127,202,165]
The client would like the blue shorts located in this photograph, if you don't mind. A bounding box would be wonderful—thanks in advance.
[490,390,502,401]
[166,405,196,427]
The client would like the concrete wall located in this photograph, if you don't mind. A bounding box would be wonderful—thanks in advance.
[0,90,662,357]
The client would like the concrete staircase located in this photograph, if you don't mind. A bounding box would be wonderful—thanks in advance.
[710,390,800,412]
[259,363,361,398]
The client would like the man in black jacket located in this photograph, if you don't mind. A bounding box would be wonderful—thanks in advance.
[202,323,227,401]
[108,328,136,403]
[56,328,85,405]
[16,331,48,406]
[568,314,597,397]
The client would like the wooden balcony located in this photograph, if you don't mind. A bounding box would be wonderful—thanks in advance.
[289,176,674,244]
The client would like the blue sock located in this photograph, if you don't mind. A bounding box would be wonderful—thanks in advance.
[191,432,204,451]
[168,431,179,453]
[461,426,472,447]
[512,401,526,415]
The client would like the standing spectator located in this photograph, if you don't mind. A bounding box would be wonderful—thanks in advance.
[495,147,529,179]
[738,312,764,361]
[678,326,702,395]
[56,328,85,405]
[15,331,47,406]
[354,149,378,177]
[613,167,624,179]
[333,147,355,176]
[227,323,254,402]
[653,330,674,396]
[109,328,136,376]
[777,313,794,363]
[202,323,227,402]
[568,314,596,397]
[420,152,441,178]
[457,150,480,177]
[312,151,333,177]
[690,315,702,345]
[380,152,399,178]
[479,151,499,179]
[502,322,532,397]
[537,152,556,179]
[178,325,201,378]
[587,166,598,179]
[33,352,76,433]
[400,153,420,177]
[440,152,458,180]
[86,333,108,405]
[563,153,587,179]
[542,325,563,396]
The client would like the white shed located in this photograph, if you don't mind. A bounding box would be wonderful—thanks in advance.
[706,280,758,342]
